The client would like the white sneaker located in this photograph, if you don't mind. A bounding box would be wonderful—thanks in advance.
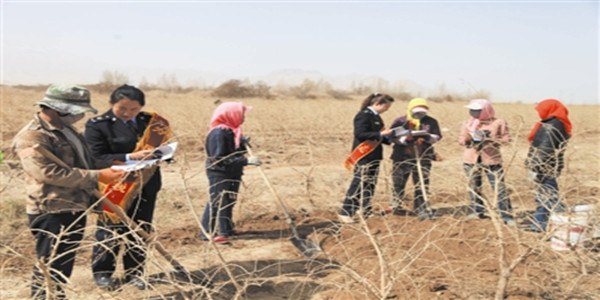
[465,213,480,220]
[338,214,355,224]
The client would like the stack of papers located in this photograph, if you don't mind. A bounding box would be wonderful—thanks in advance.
[111,142,178,172]
[391,127,430,137]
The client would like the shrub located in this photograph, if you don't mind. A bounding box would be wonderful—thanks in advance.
[288,79,317,99]
[98,70,129,93]
[156,73,183,93]
[429,94,455,103]
[326,88,352,100]
[251,81,274,99]
[212,80,273,99]
[391,92,414,102]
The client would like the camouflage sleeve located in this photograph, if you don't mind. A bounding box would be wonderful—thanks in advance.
[13,130,100,190]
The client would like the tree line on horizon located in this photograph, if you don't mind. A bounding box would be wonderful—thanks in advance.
[6,70,492,103]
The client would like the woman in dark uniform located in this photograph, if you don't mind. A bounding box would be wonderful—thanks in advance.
[84,84,171,290]
[339,93,394,223]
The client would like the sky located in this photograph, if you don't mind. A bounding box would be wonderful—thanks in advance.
[1,1,598,104]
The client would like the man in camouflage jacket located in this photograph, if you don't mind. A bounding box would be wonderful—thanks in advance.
[11,84,124,300]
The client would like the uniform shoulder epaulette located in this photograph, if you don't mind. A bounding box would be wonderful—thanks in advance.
[138,111,152,120]
[89,114,116,123]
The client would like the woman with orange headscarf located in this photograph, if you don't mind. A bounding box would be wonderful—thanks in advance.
[525,99,571,232]
[200,102,261,243]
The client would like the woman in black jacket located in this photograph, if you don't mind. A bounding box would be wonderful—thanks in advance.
[388,97,441,220]
[525,99,571,232]
[84,84,171,290]
[200,102,261,243]
[339,93,394,223]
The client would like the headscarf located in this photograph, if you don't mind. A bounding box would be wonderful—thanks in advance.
[407,98,429,130]
[466,99,495,132]
[527,99,572,142]
[209,102,252,149]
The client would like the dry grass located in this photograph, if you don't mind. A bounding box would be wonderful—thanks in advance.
[1,85,599,299]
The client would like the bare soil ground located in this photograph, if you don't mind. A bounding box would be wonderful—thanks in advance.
[1,86,599,299]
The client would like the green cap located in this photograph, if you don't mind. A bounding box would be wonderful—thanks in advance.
[36,84,97,115]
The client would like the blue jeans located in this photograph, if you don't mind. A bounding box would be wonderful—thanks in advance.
[532,176,565,230]
[463,163,513,220]
[201,175,241,238]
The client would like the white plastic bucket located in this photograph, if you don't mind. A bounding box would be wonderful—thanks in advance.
[572,204,599,238]
[549,214,591,251]
[572,204,596,213]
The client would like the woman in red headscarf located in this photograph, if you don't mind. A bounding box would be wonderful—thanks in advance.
[200,102,261,243]
[525,99,571,232]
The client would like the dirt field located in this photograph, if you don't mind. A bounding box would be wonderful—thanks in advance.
[1,85,599,299]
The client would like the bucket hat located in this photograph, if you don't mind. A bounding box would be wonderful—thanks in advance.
[36,84,97,115]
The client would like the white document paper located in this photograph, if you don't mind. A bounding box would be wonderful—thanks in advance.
[409,130,430,137]
[111,142,178,172]
[391,127,430,138]
[391,126,410,137]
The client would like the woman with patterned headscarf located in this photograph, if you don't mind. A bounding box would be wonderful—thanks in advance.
[525,99,571,232]
[458,99,515,226]
[388,97,442,220]
[200,102,262,243]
